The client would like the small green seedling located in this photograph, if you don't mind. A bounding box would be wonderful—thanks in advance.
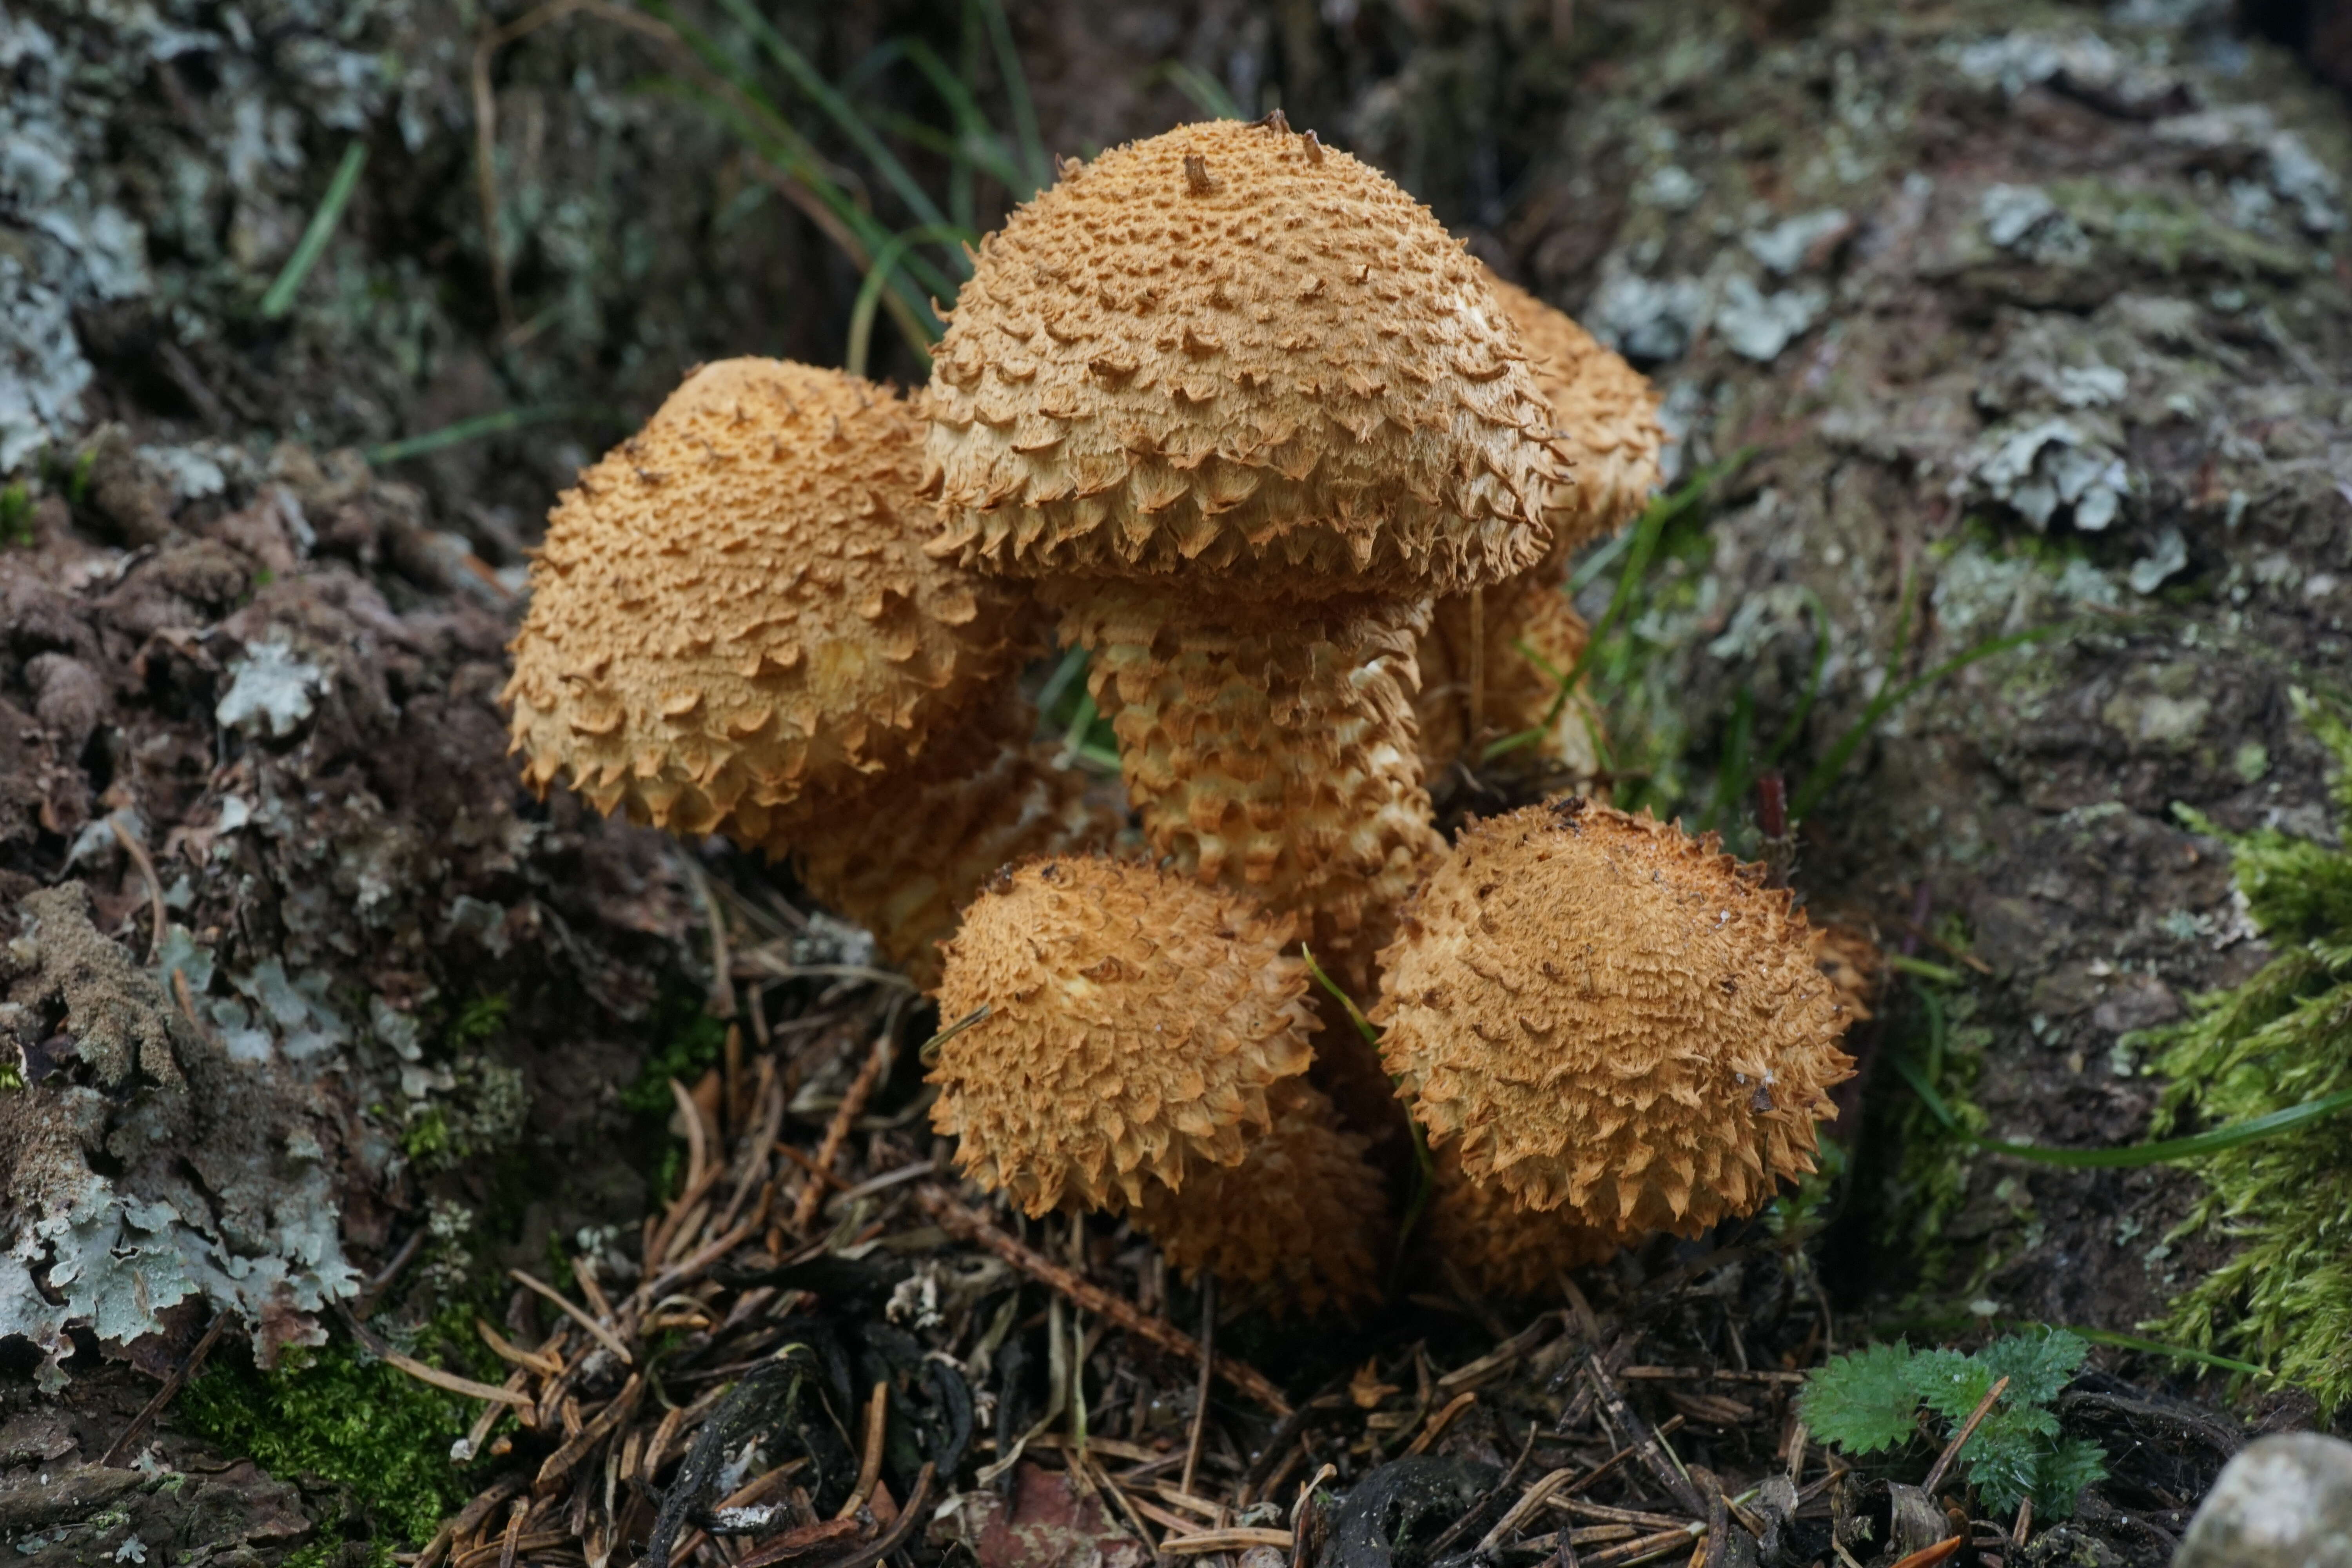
[1800,1328,2107,1517]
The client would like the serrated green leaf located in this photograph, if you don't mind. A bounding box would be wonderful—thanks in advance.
[2033,1435,2110,1518]
[1912,1347,1999,1426]
[1976,1327,2090,1408]
[1800,1342,1922,1454]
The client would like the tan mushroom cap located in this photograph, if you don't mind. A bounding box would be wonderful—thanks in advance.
[1425,1145,1619,1299]
[1374,799,1855,1236]
[505,358,1025,839]
[1415,577,1603,779]
[926,118,1560,599]
[1479,269,1664,566]
[929,855,1316,1216]
[1132,1079,1383,1316]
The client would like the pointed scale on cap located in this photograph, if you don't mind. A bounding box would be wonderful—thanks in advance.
[929,855,1317,1216]
[1374,799,1856,1237]
[926,119,1562,599]
[505,358,1028,842]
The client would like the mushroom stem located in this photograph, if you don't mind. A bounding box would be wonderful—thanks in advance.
[772,692,1123,989]
[1049,581,1444,977]
[1417,574,1604,779]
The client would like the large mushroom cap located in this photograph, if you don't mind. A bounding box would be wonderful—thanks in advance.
[1132,1078,1384,1316]
[505,358,1025,838]
[1479,270,1664,563]
[1374,799,1855,1236]
[929,855,1317,1216]
[927,118,1559,599]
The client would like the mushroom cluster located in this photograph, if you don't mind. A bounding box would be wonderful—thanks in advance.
[507,118,1856,1317]
[925,117,1563,980]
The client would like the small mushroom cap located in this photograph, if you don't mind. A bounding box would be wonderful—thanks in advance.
[1374,799,1855,1236]
[927,119,1560,599]
[1416,578,1603,779]
[1132,1078,1384,1316]
[929,855,1317,1216]
[1479,270,1664,565]
[1425,1145,1619,1299]
[505,358,1025,838]
[771,686,1127,990]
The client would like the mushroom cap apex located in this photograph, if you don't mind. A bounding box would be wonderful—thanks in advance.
[927,118,1562,599]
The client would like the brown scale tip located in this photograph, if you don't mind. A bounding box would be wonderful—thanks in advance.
[1131,1078,1385,1317]
[925,119,1563,600]
[928,855,1318,1217]
[1372,801,1855,1237]
[503,358,1026,842]
[1478,267,1664,566]
[1424,1144,1621,1299]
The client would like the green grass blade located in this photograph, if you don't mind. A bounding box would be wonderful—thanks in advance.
[1301,945,1378,1046]
[1699,685,1756,833]
[1886,954,1965,985]
[709,0,949,232]
[1154,60,1246,120]
[1790,622,2068,821]
[366,405,612,466]
[1891,1053,1957,1132]
[903,38,1027,193]
[1973,1086,2352,1168]
[261,141,369,319]
[846,223,971,374]
[632,63,945,331]
[1481,454,1744,764]
[975,0,1050,195]
[2061,1327,2268,1378]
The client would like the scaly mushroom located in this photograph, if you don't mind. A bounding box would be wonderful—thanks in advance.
[504,358,1116,984]
[927,855,1316,1216]
[1131,1077,1384,1315]
[1423,1145,1619,1299]
[924,118,1562,976]
[1373,797,1855,1236]
[1416,270,1662,777]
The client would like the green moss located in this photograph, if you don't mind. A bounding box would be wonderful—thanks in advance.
[2148,690,2352,1412]
[449,993,511,1047]
[176,1338,483,1555]
[0,481,32,547]
[2048,178,2308,281]
[623,998,728,1118]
